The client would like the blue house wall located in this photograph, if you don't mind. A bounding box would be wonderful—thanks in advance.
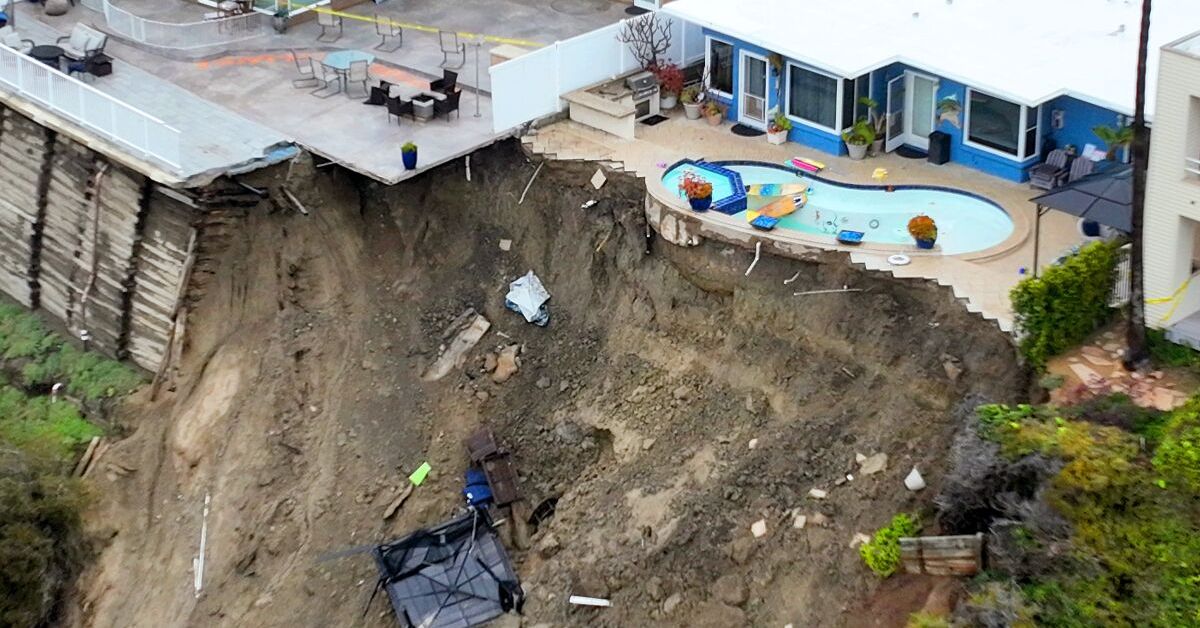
[699,29,1124,183]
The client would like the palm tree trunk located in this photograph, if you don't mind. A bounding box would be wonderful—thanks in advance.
[1125,0,1152,367]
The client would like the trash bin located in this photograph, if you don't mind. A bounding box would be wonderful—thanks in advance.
[928,131,951,165]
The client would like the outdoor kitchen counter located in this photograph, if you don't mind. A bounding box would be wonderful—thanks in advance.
[563,77,637,140]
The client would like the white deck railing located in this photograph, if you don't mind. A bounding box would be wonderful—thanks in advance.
[100,1,265,51]
[1110,243,1132,308]
[0,44,181,168]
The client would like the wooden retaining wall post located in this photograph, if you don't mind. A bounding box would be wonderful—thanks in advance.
[899,533,985,576]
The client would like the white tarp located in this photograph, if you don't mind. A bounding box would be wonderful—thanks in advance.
[505,271,550,325]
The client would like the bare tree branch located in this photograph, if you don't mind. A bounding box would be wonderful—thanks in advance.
[617,14,674,69]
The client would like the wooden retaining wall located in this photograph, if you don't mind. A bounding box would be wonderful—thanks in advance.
[0,104,220,372]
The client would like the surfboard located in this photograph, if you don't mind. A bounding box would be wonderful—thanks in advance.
[746,193,807,224]
[746,183,809,197]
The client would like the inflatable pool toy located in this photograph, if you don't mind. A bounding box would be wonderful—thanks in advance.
[747,183,808,197]
[746,193,807,231]
[887,254,911,266]
[872,168,889,182]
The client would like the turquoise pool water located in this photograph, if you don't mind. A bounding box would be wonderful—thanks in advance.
[662,162,1014,255]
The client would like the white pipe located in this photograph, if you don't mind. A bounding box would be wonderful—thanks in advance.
[744,241,761,276]
[194,492,211,598]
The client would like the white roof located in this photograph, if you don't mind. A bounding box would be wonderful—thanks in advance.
[663,0,1200,118]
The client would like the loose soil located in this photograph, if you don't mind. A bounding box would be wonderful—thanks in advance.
[68,141,1027,628]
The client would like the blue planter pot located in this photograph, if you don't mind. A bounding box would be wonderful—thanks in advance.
[402,150,418,170]
[688,195,712,212]
[915,238,936,250]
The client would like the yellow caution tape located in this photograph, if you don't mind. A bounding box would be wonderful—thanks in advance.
[1148,277,1193,324]
[311,7,543,48]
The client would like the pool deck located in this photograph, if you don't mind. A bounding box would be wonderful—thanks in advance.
[524,115,1089,333]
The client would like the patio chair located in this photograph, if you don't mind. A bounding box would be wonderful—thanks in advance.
[439,31,466,69]
[364,81,389,106]
[0,26,33,54]
[310,63,342,99]
[434,89,462,121]
[430,69,457,94]
[56,23,107,62]
[290,50,318,88]
[386,96,414,125]
[317,11,342,43]
[374,14,402,52]
[1029,149,1070,190]
[344,59,370,98]
[1067,156,1095,183]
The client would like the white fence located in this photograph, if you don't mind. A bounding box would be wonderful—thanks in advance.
[99,0,265,51]
[490,13,704,133]
[0,44,181,168]
[1111,243,1132,308]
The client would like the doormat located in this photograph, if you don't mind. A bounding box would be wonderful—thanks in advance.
[895,146,928,159]
[731,124,765,137]
[639,115,668,126]
[624,6,650,15]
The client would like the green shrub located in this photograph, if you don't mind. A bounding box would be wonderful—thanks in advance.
[905,611,949,628]
[973,397,1200,626]
[1153,396,1200,494]
[860,513,920,577]
[1010,241,1121,369]
[0,386,101,465]
[0,448,90,628]
[1146,328,1200,370]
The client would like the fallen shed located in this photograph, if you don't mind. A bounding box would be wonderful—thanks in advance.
[372,509,524,628]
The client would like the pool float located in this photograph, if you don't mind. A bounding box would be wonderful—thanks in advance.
[746,183,808,197]
[837,230,865,245]
[790,157,825,173]
[887,254,911,266]
[746,193,807,231]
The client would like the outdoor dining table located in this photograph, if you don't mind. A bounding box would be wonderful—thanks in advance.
[321,50,375,95]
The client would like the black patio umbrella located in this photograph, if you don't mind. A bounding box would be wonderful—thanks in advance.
[1029,165,1132,277]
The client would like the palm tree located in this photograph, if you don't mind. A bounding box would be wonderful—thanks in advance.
[1125,0,1151,367]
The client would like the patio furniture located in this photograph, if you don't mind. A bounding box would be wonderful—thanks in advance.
[310,63,342,98]
[413,97,434,120]
[290,50,318,88]
[364,82,389,106]
[1029,149,1070,190]
[1067,156,1095,183]
[433,89,461,121]
[429,69,457,94]
[29,44,62,68]
[0,26,32,54]
[374,14,402,52]
[56,23,106,62]
[344,59,370,98]
[439,30,465,69]
[386,96,413,124]
[317,10,342,43]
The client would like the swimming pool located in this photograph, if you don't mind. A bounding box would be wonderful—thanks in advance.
[661,161,1014,255]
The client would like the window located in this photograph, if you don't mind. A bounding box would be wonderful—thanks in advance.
[965,89,1040,159]
[841,73,872,130]
[787,64,838,130]
[707,38,733,95]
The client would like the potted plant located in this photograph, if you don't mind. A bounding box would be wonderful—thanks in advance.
[272,8,289,33]
[907,214,937,250]
[402,142,418,170]
[1092,124,1133,161]
[767,111,791,145]
[841,119,876,161]
[702,99,725,126]
[654,63,684,111]
[678,172,714,211]
[681,86,702,120]
[859,97,886,155]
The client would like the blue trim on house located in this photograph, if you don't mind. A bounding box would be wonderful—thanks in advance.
[698,29,1126,184]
